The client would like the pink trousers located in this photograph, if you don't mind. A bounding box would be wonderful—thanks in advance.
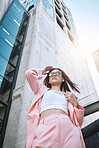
[32,114,82,148]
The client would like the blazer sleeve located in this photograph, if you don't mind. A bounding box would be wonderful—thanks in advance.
[74,105,85,127]
[25,68,43,95]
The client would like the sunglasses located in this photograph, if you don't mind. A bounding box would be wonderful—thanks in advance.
[49,70,62,77]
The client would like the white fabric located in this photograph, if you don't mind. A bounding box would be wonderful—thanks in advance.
[40,90,68,114]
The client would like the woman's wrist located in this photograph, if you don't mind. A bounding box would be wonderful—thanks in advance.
[42,70,46,75]
[74,100,79,108]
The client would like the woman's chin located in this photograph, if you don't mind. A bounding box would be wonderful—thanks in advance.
[50,81,61,86]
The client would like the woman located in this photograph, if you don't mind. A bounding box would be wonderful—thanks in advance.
[25,66,86,148]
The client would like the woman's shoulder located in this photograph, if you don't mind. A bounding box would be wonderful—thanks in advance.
[36,85,49,96]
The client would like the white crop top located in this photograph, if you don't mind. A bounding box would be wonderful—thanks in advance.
[40,90,68,114]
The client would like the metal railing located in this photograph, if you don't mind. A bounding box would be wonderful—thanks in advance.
[81,118,99,148]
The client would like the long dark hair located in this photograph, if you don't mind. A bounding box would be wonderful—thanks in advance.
[43,68,80,93]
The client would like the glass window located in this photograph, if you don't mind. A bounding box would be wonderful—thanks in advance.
[0,1,30,144]
[0,25,16,46]
[28,0,39,6]
[26,1,35,11]
[4,63,15,83]
[43,0,53,18]
[20,0,39,11]
[0,38,13,61]
[6,10,21,29]
[0,55,8,78]
[47,0,53,6]
[0,89,10,104]
[0,76,3,88]
[10,5,23,22]
[20,0,26,7]
[67,10,76,33]
[2,17,19,37]
[13,0,24,15]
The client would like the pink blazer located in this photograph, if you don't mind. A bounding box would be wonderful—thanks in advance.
[25,69,86,148]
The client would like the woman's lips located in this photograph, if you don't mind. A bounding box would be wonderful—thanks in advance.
[52,77,57,80]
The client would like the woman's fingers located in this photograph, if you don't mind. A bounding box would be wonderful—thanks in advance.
[66,91,71,94]
[45,66,54,71]
[65,92,72,97]
[65,92,74,100]
[65,92,79,108]
[44,66,54,73]
[42,66,54,75]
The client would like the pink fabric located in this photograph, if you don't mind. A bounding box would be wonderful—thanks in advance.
[32,114,82,148]
[25,69,86,148]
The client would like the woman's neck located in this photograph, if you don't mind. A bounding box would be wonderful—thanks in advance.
[50,85,61,91]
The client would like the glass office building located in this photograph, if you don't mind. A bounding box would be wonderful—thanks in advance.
[0,0,30,146]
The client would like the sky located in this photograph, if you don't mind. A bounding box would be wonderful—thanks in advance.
[64,0,99,57]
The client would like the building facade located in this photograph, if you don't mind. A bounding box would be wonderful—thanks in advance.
[0,0,98,147]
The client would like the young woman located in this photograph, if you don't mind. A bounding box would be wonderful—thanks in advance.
[25,66,86,148]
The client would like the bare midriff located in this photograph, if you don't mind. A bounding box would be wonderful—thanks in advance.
[40,109,68,120]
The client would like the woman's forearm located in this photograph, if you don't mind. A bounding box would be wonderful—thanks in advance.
[73,100,79,108]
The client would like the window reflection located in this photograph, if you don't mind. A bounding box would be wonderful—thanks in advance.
[67,10,76,32]
[0,76,3,88]
[0,38,13,60]
[0,0,30,142]
[0,56,8,78]
[13,0,24,15]
[0,25,16,46]
[2,17,19,37]
[47,0,53,6]
[42,0,53,18]
[10,5,23,22]
[19,0,38,11]
[6,11,21,28]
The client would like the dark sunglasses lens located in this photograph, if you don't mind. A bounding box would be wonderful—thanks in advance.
[49,71,61,76]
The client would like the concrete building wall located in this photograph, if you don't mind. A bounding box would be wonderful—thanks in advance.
[2,1,99,148]
[92,50,99,72]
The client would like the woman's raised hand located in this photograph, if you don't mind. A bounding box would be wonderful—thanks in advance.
[42,66,54,75]
[65,91,79,108]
